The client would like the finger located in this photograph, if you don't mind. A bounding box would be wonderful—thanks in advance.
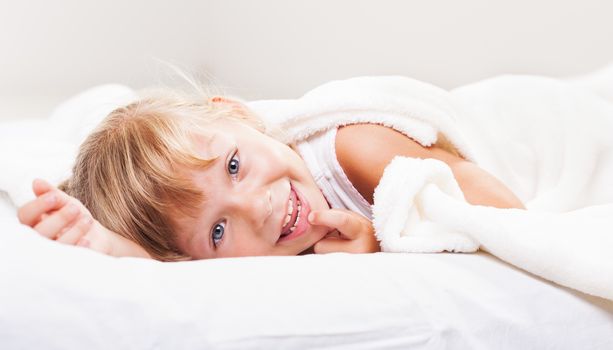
[32,202,81,239]
[57,216,93,245]
[17,191,65,226]
[313,237,349,254]
[32,178,54,197]
[76,237,91,248]
[308,209,365,239]
[78,229,110,255]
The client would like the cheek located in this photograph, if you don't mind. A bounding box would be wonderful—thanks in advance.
[259,146,296,177]
[226,231,271,257]
[268,143,292,164]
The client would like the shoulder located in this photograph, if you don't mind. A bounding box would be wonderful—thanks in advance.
[335,123,525,209]
[335,123,463,204]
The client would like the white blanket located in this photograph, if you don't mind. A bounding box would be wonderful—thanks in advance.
[248,65,613,301]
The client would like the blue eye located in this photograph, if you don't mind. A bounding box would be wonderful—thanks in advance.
[228,151,240,176]
[211,222,225,246]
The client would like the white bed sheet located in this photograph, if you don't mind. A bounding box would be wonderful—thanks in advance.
[1,218,612,349]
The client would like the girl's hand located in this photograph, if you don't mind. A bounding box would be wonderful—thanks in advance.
[308,209,380,254]
[17,179,150,258]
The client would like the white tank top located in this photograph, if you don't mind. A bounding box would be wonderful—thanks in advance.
[294,128,373,220]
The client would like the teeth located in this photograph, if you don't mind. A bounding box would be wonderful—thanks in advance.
[282,197,294,227]
[280,191,303,238]
[289,200,302,231]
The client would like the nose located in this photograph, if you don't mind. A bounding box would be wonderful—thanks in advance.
[228,186,272,229]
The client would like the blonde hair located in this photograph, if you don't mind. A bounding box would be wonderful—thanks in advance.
[59,89,274,261]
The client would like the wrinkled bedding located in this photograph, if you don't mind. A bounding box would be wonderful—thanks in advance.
[1,66,613,348]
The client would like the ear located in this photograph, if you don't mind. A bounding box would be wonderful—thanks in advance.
[209,96,264,131]
[209,96,249,114]
[209,96,226,103]
[209,96,242,106]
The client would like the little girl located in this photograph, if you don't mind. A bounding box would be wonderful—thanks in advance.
[16,89,524,261]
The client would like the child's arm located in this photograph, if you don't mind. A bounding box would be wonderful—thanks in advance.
[17,179,151,259]
[307,123,525,255]
[335,124,525,209]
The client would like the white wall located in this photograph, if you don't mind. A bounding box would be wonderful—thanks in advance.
[1,0,612,119]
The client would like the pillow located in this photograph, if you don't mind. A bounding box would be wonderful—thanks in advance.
[0,191,16,219]
[1,221,612,348]
[0,84,136,206]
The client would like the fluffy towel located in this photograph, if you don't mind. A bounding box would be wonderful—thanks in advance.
[249,67,613,300]
[374,156,613,301]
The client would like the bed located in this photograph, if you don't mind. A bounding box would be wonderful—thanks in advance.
[1,82,612,349]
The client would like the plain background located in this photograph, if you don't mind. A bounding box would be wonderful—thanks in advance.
[1,0,612,121]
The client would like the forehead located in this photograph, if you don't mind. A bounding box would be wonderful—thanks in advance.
[192,118,267,157]
[191,122,236,159]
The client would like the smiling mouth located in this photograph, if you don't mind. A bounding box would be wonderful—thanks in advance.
[277,182,311,243]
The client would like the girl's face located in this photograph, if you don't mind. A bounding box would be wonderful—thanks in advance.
[174,118,331,259]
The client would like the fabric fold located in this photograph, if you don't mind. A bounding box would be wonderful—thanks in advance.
[373,156,613,301]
